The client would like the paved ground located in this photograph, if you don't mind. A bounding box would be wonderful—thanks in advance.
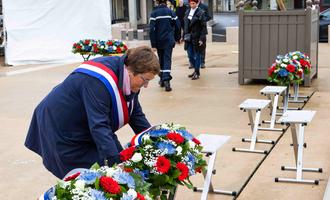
[0,41,329,200]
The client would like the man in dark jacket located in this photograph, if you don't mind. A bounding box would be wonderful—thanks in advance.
[25,46,160,179]
[150,0,181,92]
[198,0,211,68]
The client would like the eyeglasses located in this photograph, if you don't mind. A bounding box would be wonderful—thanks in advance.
[139,74,150,86]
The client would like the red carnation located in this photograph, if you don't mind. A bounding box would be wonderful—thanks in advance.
[76,45,82,49]
[137,193,145,200]
[297,70,303,78]
[107,41,113,46]
[117,48,122,53]
[286,64,296,73]
[176,162,189,181]
[268,66,276,75]
[124,45,128,50]
[120,146,135,161]
[84,39,90,45]
[167,132,185,144]
[192,138,201,145]
[99,176,121,194]
[63,172,80,181]
[299,59,311,69]
[155,156,171,173]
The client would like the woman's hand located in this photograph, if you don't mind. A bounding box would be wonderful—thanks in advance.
[198,40,203,46]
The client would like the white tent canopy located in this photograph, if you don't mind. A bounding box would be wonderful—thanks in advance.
[2,0,112,66]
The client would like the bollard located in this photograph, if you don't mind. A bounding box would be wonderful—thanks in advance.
[226,27,239,44]
[137,29,144,40]
[207,26,212,43]
[127,29,134,41]
[121,30,127,41]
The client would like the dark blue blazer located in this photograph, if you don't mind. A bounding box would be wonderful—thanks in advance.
[25,56,151,178]
[149,4,181,49]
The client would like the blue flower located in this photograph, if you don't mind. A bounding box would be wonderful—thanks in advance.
[113,172,135,189]
[133,169,150,180]
[156,142,176,154]
[120,193,135,200]
[91,189,107,200]
[108,46,114,53]
[77,170,101,184]
[148,129,169,137]
[278,68,288,77]
[176,129,194,140]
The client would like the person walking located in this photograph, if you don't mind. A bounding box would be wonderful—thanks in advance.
[150,0,181,92]
[183,0,207,80]
[198,0,211,68]
[176,0,188,37]
[25,46,160,179]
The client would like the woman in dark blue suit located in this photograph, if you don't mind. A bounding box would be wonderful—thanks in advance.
[24,46,160,179]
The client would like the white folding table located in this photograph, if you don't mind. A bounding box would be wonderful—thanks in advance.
[233,99,273,154]
[275,110,322,184]
[259,86,287,132]
[194,134,236,200]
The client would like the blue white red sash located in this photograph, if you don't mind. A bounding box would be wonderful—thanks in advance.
[130,126,156,146]
[74,61,129,130]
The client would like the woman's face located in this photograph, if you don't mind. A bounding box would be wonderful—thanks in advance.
[190,1,197,9]
[129,71,155,93]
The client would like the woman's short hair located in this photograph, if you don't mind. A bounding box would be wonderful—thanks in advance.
[125,46,160,75]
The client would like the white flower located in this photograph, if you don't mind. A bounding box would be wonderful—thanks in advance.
[176,146,183,155]
[172,124,183,130]
[74,180,85,191]
[280,63,287,68]
[113,46,117,50]
[106,166,122,177]
[283,58,289,63]
[127,188,137,198]
[142,134,150,142]
[131,153,143,162]
[188,140,196,148]
[293,55,298,60]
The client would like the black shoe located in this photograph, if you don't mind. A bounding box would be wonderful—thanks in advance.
[188,72,196,78]
[159,80,164,87]
[191,73,200,80]
[164,81,172,92]
[201,63,205,69]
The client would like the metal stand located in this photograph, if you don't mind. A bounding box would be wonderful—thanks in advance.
[276,111,322,185]
[233,99,273,154]
[259,86,287,132]
[288,83,309,103]
[194,134,236,199]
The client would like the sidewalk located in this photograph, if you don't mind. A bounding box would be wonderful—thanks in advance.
[0,41,329,200]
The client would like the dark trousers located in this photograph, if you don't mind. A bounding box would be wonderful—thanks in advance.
[200,38,206,64]
[157,47,173,82]
[187,43,201,74]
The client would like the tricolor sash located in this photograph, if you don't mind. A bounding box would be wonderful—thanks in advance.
[130,126,157,146]
[74,61,130,130]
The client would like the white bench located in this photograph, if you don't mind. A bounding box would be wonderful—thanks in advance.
[194,134,236,199]
[233,99,273,154]
[259,86,287,132]
[275,110,322,185]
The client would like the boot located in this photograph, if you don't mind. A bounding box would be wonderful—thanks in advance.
[191,69,200,80]
[159,80,164,87]
[188,71,196,78]
[164,81,172,92]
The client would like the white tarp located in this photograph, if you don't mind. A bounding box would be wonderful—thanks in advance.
[2,0,112,66]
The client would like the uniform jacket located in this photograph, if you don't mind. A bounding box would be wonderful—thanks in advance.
[183,7,207,52]
[149,4,181,49]
[24,56,150,178]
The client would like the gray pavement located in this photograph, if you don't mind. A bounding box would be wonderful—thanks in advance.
[0,42,329,200]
